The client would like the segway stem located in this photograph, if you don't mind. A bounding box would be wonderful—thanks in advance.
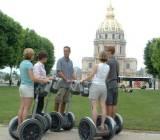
[43,89,52,113]
[32,89,40,119]
[65,86,72,114]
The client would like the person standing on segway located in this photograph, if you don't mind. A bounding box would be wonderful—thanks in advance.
[54,46,76,113]
[105,46,119,118]
[33,51,53,115]
[18,48,49,126]
[81,51,110,130]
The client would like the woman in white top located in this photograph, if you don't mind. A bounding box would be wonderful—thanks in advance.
[33,51,53,114]
[82,51,110,130]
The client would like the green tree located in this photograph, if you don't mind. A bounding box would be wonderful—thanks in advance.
[0,11,23,85]
[151,38,160,89]
[39,37,55,74]
[0,11,23,68]
[22,29,55,74]
[144,39,159,77]
[144,38,160,89]
[151,38,160,73]
[0,11,55,85]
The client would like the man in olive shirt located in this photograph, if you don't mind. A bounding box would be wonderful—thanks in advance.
[106,46,119,118]
[54,46,75,113]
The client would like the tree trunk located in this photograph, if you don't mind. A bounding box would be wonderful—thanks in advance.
[9,67,12,86]
[153,78,156,90]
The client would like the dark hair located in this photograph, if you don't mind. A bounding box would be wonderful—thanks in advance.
[107,46,115,55]
[38,51,48,60]
[64,46,71,51]
[99,51,108,62]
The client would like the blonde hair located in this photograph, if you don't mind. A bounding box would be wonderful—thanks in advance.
[23,48,35,60]
[98,51,108,62]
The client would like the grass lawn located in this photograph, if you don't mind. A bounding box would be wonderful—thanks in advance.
[0,86,160,131]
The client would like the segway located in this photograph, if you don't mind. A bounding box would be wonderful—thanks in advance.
[78,81,117,140]
[114,113,123,134]
[80,81,92,97]
[50,77,62,94]
[78,115,116,140]
[26,82,54,134]
[50,79,76,132]
[8,86,44,140]
[40,81,53,132]
[70,80,81,95]
[28,81,59,134]
[50,101,75,132]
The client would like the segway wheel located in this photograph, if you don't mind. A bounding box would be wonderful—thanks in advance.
[18,118,43,140]
[50,112,63,132]
[8,116,19,140]
[103,116,116,140]
[43,113,52,132]
[62,112,75,131]
[27,114,47,133]
[78,117,96,140]
[114,113,123,134]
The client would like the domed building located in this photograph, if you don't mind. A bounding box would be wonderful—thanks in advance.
[82,1,137,77]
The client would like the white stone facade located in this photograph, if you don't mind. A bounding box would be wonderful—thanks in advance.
[82,2,137,77]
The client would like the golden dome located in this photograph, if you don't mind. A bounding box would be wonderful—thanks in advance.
[97,3,123,33]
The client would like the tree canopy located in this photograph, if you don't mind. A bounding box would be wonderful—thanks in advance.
[23,29,55,74]
[0,11,55,74]
[151,38,160,73]
[0,11,23,68]
[144,38,160,78]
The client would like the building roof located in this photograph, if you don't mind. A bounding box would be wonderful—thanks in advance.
[97,1,123,33]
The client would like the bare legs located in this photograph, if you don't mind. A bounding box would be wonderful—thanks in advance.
[106,105,117,118]
[18,97,33,125]
[54,102,66,113]
[91,100,98,124]
[54,103,59,112]
[91,99,106,129]
[99,100,107,129]
[54,88,68,113]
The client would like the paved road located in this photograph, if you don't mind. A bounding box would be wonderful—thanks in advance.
[1,126,160,140]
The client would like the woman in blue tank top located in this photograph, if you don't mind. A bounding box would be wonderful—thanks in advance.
[18,48,49,128]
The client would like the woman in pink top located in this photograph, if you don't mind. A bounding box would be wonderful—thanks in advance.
[33,51,53,114]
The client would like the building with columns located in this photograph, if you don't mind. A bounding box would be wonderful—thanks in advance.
[82,1,137,77]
